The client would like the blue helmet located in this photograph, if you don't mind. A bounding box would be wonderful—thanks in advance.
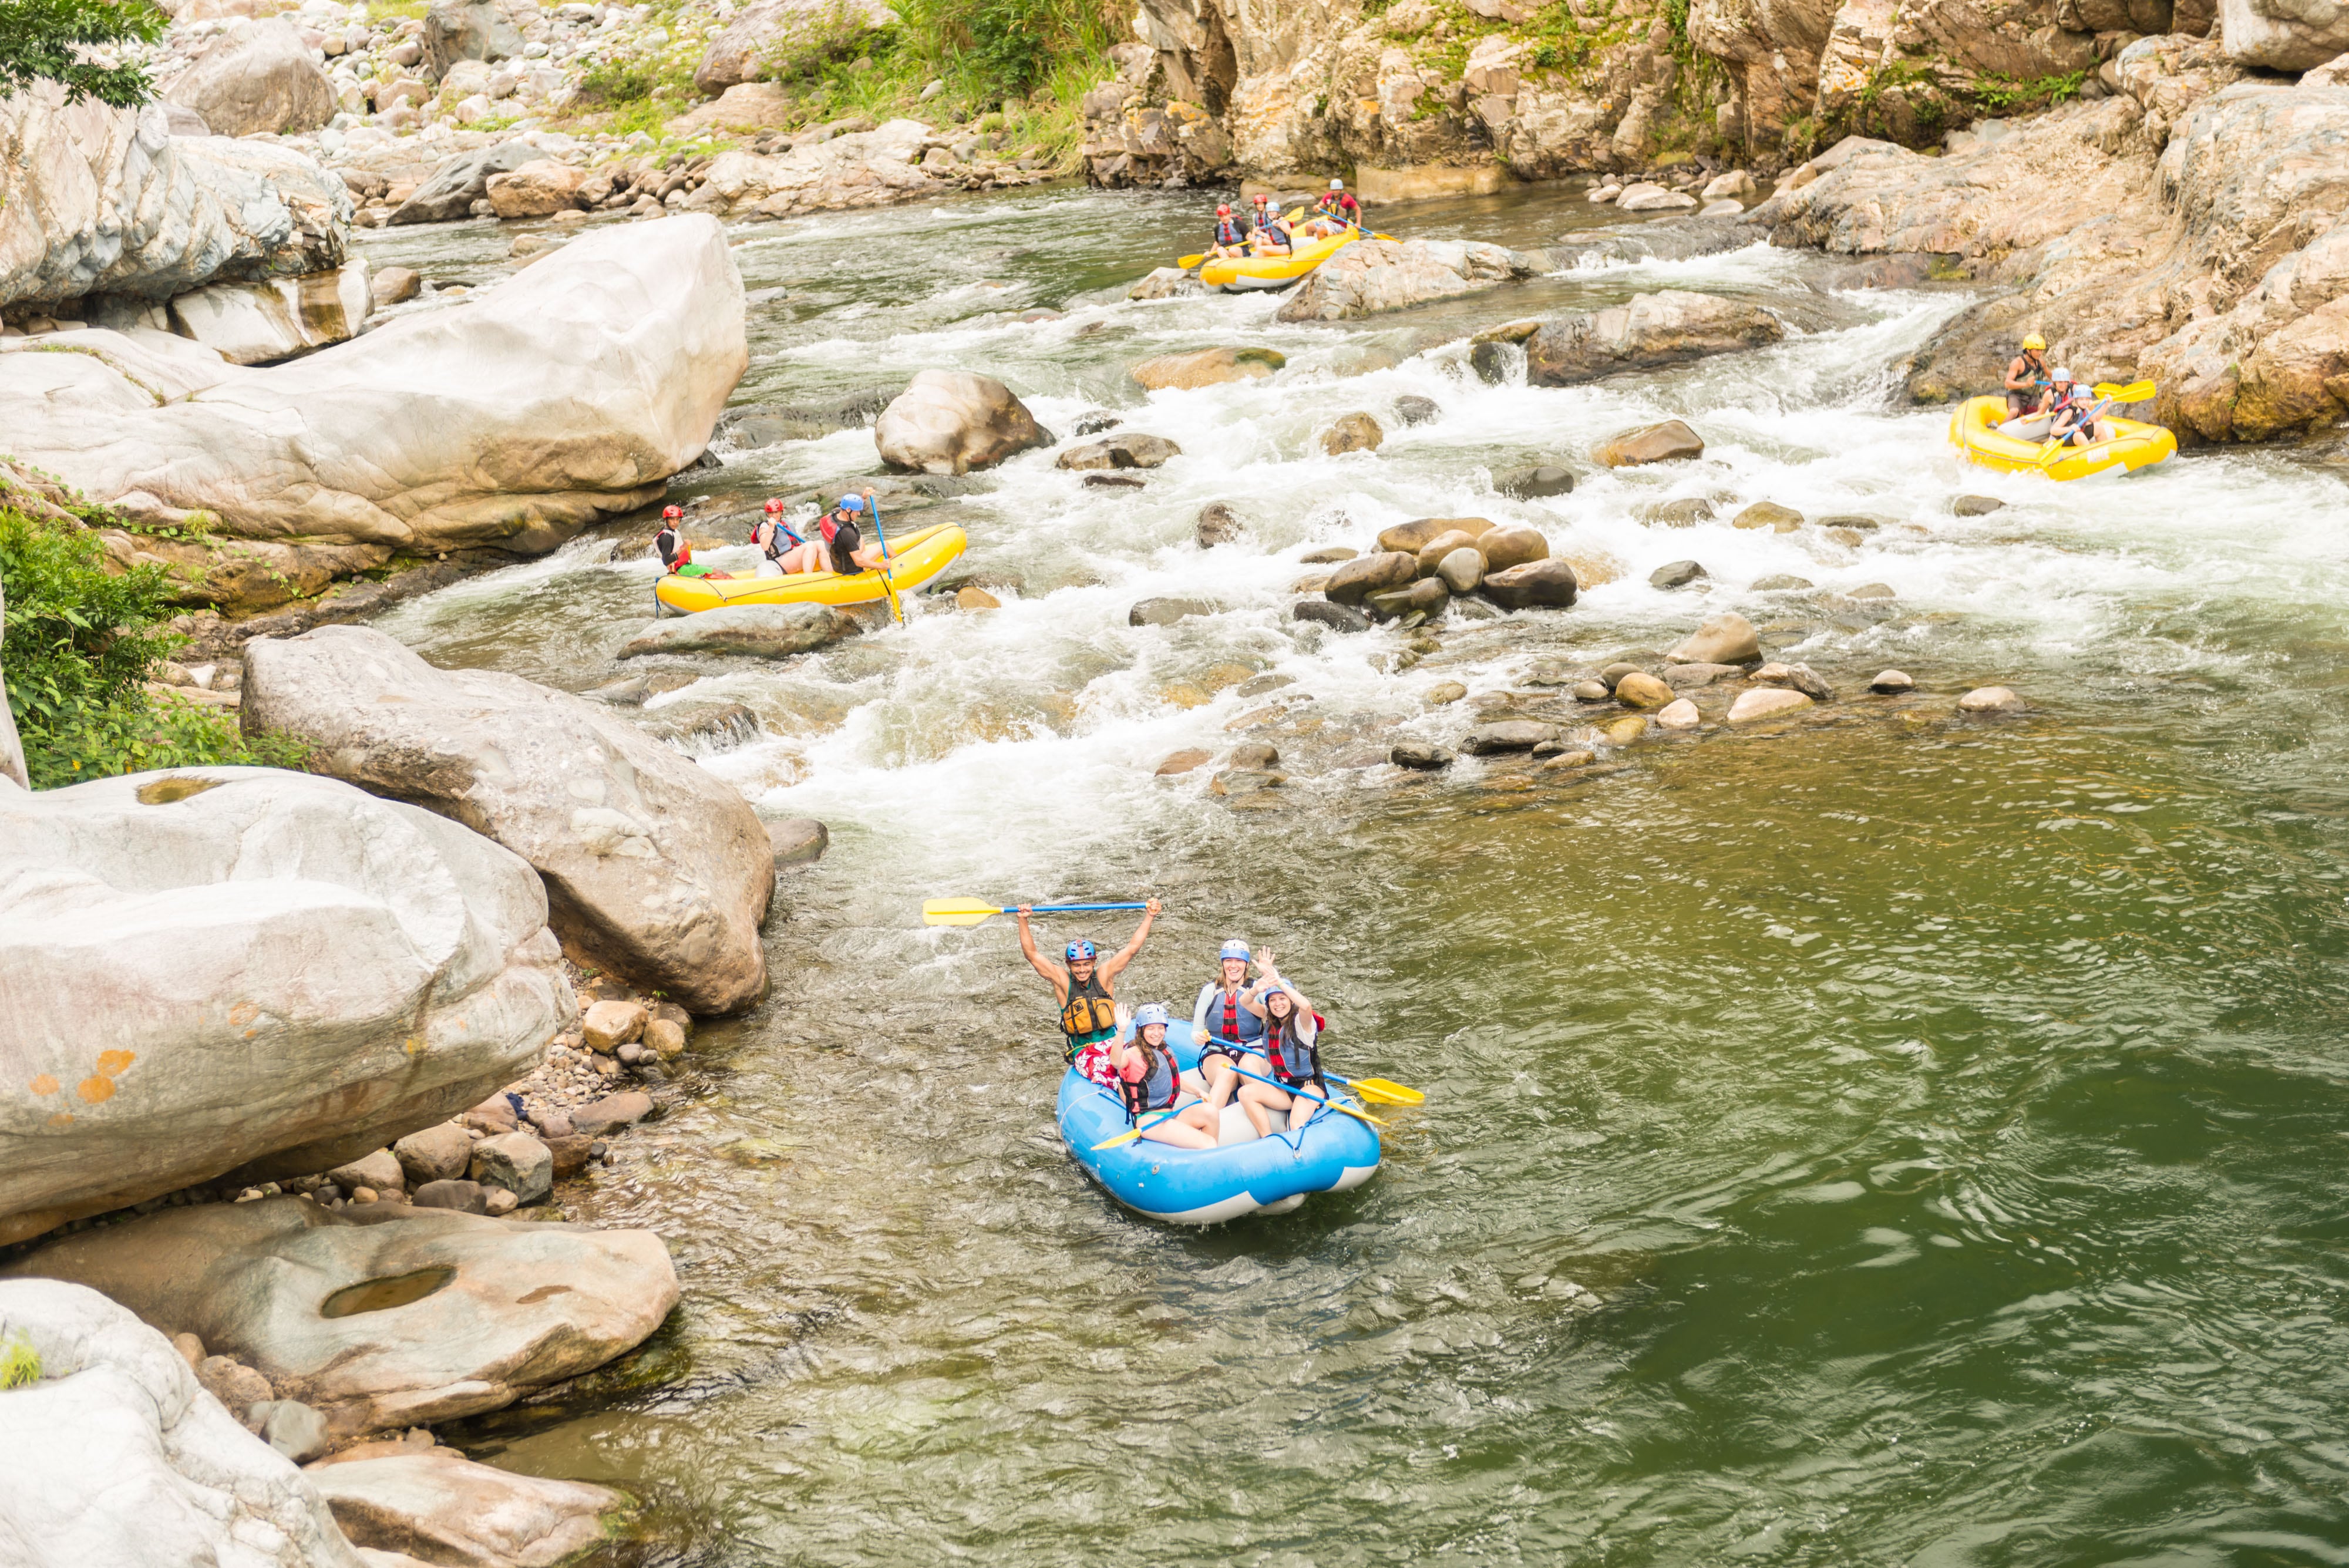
[1066,939,1097,963]
[1134,1002,1170,1031]
[1219,939,1251,962]
[834,494,867,513]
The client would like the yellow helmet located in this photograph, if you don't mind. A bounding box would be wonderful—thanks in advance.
[2022,333,2047,351]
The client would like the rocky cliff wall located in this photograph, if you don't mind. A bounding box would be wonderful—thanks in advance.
[1079,0,2249,184]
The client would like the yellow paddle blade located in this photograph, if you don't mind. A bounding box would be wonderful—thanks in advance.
[2094,379,2156,403]
[1347,1077,1425,1106]
[1328,1099,1389,1129]
[1176,251,1205,268]
[1091,1126,1146,1151]
[921,897,1006,927]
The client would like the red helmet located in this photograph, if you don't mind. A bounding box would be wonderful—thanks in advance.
[763,498,784,513]
[1216,203,1231,216]
[1251,192,1270,203]
[662,505,682,519]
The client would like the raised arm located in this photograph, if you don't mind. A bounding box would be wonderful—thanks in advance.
[1099,897,1161,984]
[1017,907,1071,1002]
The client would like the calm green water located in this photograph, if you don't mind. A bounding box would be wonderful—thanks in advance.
[366,184,2349,1566]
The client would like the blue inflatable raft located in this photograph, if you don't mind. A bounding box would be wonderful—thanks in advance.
[1056,1021,1382,1224]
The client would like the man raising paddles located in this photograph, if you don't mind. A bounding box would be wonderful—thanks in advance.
[1019,898,1162,1061]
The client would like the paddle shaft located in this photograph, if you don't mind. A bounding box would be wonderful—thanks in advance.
[1228,1065,1385,1128]
[866,495,903,624]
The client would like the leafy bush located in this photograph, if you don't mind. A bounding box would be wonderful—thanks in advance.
[0,505,307,789]
[898,0,1113,107]
[0,0,170,107]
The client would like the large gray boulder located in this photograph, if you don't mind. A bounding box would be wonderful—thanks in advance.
[163,19,335,139]
[243,625,773,1015]
[423,0,527,77]
[0,216,745,555]
[2220,0,2349,68]
[1276,237,1544,322]
[2,1199,678,1437]
[1523,290,1785,385]
[689,119,945,220]
[0,768,570,1247]
[694,0,900,91]
[387,139,540,225]
[0,83,349,313]
[308,1448,631,1566]
[874,369,1049,475]
[0,1277,364,1568]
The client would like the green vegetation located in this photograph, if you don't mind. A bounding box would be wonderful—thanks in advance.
[1,492,308,790]
[0,1335,39,1391]
[1973,68,2088,116]
[0,0,170,107]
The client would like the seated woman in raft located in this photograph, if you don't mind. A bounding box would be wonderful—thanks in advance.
[1234,971,1328,1136]
[1191,938,1271,1116]
[1109,1004,1220,1149]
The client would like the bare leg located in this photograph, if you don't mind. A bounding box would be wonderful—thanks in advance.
[1140,1109,1217,1149]
[1200,1056,1240,1112]
[1237,1079,1288,1139]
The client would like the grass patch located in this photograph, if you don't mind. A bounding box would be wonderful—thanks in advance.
[0,1335,39,1390]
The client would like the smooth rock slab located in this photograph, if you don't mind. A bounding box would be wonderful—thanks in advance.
[1129,597,1215,627]
[308,1448,631,1568]
[1728,688,1814,724]
[0,1279,361,1568]
[620,603,860,660]
[0,768,568,1246]
[1057,434,1180,470]
[571,1092,654,1138]
[1496,463,1576,499]
[243,626,772,1016]
[0,1197,679,1437]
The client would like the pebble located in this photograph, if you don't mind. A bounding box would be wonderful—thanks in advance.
[1663,662,1740,689]
[1651,559,1708,590]
[1230,741,1281,769]
[1613,671,1675,709]
[1670,612,1761,665]
[580,999,646,1053]
[1870,669,1916,693]
[1656,698,1701,730]
[1953,495,2005,516]
[1425,681,1468,706]
[1299,546,1358,564]
[1572,680,1612,702]
[1845,582,1897,600]
[1391,741,1455,770]
[1601,715,1648,746]
[1463,720,1557,755]
[1539,748,1597,770]
[1752,661,1835,701]
[1733,502,1804,531]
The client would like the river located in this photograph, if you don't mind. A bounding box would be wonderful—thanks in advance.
[356,184,2349,1566]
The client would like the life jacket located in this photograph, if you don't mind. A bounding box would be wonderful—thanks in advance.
[654,525,689,571]
[1117,1040,1182,1122]
[1214,217,1247,247]
[1263,1011,1321,1087]
[1197,980,1265,1054]
[756,517,802,560]
[1318,192,1360,223]
[1253,216,1291,248]
[818,511,863,574]
[1060,970,1119,1058]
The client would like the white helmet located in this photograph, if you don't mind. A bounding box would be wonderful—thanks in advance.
[1330,177,1344,190]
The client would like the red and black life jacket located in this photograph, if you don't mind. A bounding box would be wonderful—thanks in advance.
[1118,1041,1182,1122]
[817,510,863,574]
[1264,1011,1324,1087]
[1214,216,1247,247]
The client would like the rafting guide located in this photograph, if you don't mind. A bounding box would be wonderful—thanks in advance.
[1014,897,1160,1061]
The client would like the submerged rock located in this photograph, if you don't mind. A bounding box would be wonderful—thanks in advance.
[1651,558,1708,589]
[1495,463,1576,499]
[1728,687,1813,724]
[1734,501,1805,530]
[1197,502,1244,546]
[1057,433,1181,469]
[1129,597,1216,627]
[1294,599,1372,632]
[1465,720,1557,754]
[620,603,862,659]
[1870,669,1917,693]
[1670,611,1762,664]
[1958,685,2024,712]
[1320,412,1385,454]
[243,625,773,1015]
[0,769,568,1246]
[1479,558,1579,610]
[1380,517,1494,553]
[766,817,830,864]
[1391,741,1455,769]
[1130,346,1285,389]
[875,369,1049,475]
[308,1447,632,1568]
[0,1279,361,1568]
[1522,290,1784,386]
[2,1198,678,1437]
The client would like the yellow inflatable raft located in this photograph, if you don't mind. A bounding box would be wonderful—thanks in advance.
[653,523,967,615]
[1199,227,1362,292]
[1948,395,2176,482]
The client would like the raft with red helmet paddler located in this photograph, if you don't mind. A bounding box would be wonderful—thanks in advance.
[1172,180,1398,294]
[924,896,1424,1224]
[652,487,967,618]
